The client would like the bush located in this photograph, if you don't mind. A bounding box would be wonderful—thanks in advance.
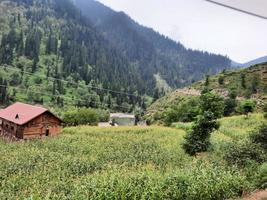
[218,76,224,85]
[250,124,267,151]
[240,100,256,117]
[183,112,220,156]
[224,98,237,116]
[199,91,225,119]
[164,98,200,125]
[224,141,266,167]
[63,108,99,126]
[255,163,267,189]
[263,103,267,113]
[97,109,110,122]
[264,103,267,119]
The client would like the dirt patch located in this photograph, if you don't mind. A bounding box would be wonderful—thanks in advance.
[243,190,267,200]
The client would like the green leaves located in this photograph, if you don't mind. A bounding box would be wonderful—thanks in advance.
[63,108,99,126]
[183,111,220,156]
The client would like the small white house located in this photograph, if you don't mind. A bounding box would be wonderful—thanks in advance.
[110,113,135,126]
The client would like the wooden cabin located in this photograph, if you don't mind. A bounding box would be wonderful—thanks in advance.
[0,102,62,140]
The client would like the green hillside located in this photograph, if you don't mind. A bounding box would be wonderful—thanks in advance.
[0,114,266,199]
[192,63,267,102]
[0,0,234,115]
[0,0,147,114]
[146,63,267,124]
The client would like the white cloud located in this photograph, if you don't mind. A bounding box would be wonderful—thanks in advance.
[97,0,267,63]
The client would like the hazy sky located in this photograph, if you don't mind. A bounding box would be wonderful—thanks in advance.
[97,0,267,63]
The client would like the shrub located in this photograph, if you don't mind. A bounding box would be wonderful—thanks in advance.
[63,108,99,126]
[250,124,267,151]
[97,109,110,122]
[164,98,200,125]
[218,76,224,85]
[264,103,267,119]
[224,98,237,116]
[199,91,225,119]
[183,112,220,156]
[224,141,266,167]
[240,100,256,117]
[255,163,267,189]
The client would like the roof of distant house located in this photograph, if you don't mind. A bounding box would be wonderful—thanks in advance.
[0,102,61,125]
[110,113,135,119]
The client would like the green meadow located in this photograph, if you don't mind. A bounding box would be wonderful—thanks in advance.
[0,114,266,199]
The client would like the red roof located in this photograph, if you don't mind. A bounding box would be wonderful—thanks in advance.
[0,102,60,125]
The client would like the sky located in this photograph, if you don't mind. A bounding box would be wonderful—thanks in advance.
[97,0,267,63]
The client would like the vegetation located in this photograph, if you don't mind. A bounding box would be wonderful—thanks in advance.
[250,124,267,151]
[240,100,256,117]
[0,0,232,115]
[183,90,222,156]
[164,98,200,125]
[199,91,224,118]
[264,103,267,119]
[0,114,264,199]
[183,111,219,156]
[63,108,101,126]
[76,0,231,91]
[0,114,266,199]
[146,63,267,124]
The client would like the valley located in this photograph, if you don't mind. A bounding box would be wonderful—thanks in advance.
[0,0,266,199]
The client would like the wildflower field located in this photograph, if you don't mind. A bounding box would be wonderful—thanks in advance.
[0,114,266,199]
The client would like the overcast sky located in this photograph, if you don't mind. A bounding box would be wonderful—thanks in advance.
[97,0,267,63]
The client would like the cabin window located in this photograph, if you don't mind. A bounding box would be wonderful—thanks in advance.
[11,126,14,131]
[6,124,9,129]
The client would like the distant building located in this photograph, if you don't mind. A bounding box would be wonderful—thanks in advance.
[0,102,62,140]
[110,113,135,126]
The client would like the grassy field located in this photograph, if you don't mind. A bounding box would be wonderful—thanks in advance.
[0,114,266,199]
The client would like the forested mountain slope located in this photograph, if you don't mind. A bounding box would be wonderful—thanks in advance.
[0,0,232,114]
[146,63,267,124]
[75,0,232,93]
[0,0,146,113]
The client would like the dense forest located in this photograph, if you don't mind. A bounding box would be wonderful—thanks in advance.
[0,0,231,114]
[75,0,232,92]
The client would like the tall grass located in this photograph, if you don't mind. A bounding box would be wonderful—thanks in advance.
[0,120,260,199]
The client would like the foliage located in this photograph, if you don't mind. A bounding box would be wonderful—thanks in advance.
[264,103,267,119]
[76,0,231,90]
[224,141,266,167]
[250,124,267,151]
[0,0,231,112]
[97,109,110,122]
[0,126,249,199]
[199,91,225,119]
[183,112,220,156]
[224,91,237,116]
[240,100,256,117]
[63,108,99,126]
[224,98,237,116]
[255,163,267,189]
[218,75,224,85]
[164,98,200,125]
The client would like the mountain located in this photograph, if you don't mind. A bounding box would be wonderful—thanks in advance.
[145,62,267,124]
[232,56,267,68]
[75,0,232,92]
[0,0,232,114]
[0,0,145,113]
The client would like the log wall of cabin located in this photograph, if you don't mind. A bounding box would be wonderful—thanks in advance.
[22,112,61,139]
[0,119,24,139]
